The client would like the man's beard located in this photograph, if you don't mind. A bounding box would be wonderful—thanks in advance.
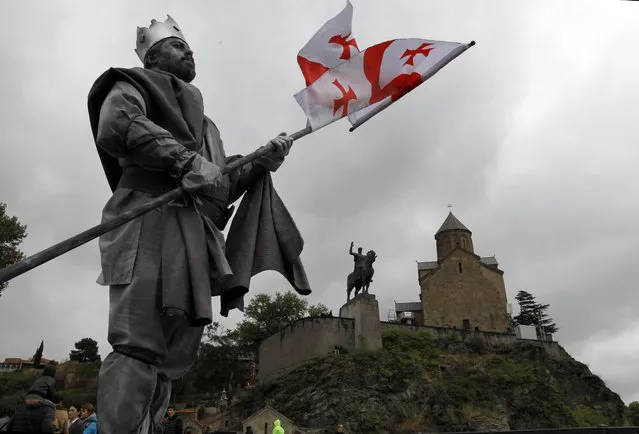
[156,57,196,83]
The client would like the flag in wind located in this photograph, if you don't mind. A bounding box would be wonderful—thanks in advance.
[293,2,475,132]
[297,0,360,86]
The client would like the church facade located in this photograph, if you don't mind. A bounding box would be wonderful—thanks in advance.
[416,212,510,333]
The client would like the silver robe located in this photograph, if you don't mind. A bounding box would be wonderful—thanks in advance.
[95,80,267,326]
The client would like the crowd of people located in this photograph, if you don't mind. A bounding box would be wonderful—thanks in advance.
[0,364,349,433]
[0,364,191,433]
[0,364,97,433]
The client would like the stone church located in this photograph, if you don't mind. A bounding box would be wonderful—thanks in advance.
[413,211,510,332]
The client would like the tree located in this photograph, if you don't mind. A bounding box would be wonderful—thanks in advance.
[31,340,44,368]
[513,290,559,335]
[627,401,639,426]
[514,290,538,325]
[307,303,331,317]
[0,202,28,296]
[69,338,101,363]
[173,322,248,403]
[535,302,559,335]
[307,303,330,317]
[233,291,309,349]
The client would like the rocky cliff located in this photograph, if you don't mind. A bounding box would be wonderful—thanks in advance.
[236,330,625,433]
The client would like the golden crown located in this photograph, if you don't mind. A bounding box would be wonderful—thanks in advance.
[135,15,188,63]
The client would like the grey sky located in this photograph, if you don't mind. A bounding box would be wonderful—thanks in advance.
[1,0,638,404]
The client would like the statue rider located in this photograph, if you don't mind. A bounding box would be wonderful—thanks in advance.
[349,241,367,282]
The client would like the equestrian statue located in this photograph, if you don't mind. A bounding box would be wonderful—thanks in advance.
[347,241,377,301]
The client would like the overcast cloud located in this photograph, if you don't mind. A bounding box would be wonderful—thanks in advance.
[1,0,638,405]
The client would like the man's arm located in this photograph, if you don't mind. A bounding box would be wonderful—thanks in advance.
[96,81,197,177]
[96,81,222,194]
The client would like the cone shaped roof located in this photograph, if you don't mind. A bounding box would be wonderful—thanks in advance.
[435,211,471,235]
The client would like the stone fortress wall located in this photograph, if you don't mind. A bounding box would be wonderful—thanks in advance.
[257,294,567,384]
[257,316,355,383]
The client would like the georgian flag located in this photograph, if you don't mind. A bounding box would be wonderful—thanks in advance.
[297,1,360,86]
[295,38,475,132]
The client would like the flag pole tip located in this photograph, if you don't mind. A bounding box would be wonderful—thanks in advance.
[469,40,476,47]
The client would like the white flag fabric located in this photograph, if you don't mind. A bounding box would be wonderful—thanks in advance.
[297,0,360,86]
[294,38,475,131]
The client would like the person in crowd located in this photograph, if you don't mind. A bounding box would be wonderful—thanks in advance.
[80,403,98,434]
[163,406,183,434]
[53,395,69,434]
[25,364,58,409]
[6,402,57,433]
[272,419,284,434]
[67,405,84,434]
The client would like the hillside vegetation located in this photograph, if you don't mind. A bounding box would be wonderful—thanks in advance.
[0,361,98,415]
[236,330,626,433]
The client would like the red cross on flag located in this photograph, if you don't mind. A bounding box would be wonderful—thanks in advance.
[295,37,475,132]
[297,1,360,87]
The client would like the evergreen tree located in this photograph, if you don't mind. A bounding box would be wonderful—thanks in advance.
[513,290,559,336]
[32,340,44,368]
[69,338,101,363]
[513,290,537,325]
[534,303,559,335]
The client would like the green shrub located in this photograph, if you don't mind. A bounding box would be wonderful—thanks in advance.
[572,406,608,427]
[467,336,487,355]
[0,371,39,414]
[486,358,536,385]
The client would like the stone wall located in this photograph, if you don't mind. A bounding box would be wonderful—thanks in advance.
[257,317,355,383]
[379,322,569,358]
[420,249,510,333]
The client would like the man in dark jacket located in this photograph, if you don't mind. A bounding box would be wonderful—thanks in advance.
[25,364,57,409]
[67,405,84,434]
[163,407,182,434]
[6,403,57,433]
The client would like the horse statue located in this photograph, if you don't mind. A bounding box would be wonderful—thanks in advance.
[361,250,376,294]
[346,247,377,301]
